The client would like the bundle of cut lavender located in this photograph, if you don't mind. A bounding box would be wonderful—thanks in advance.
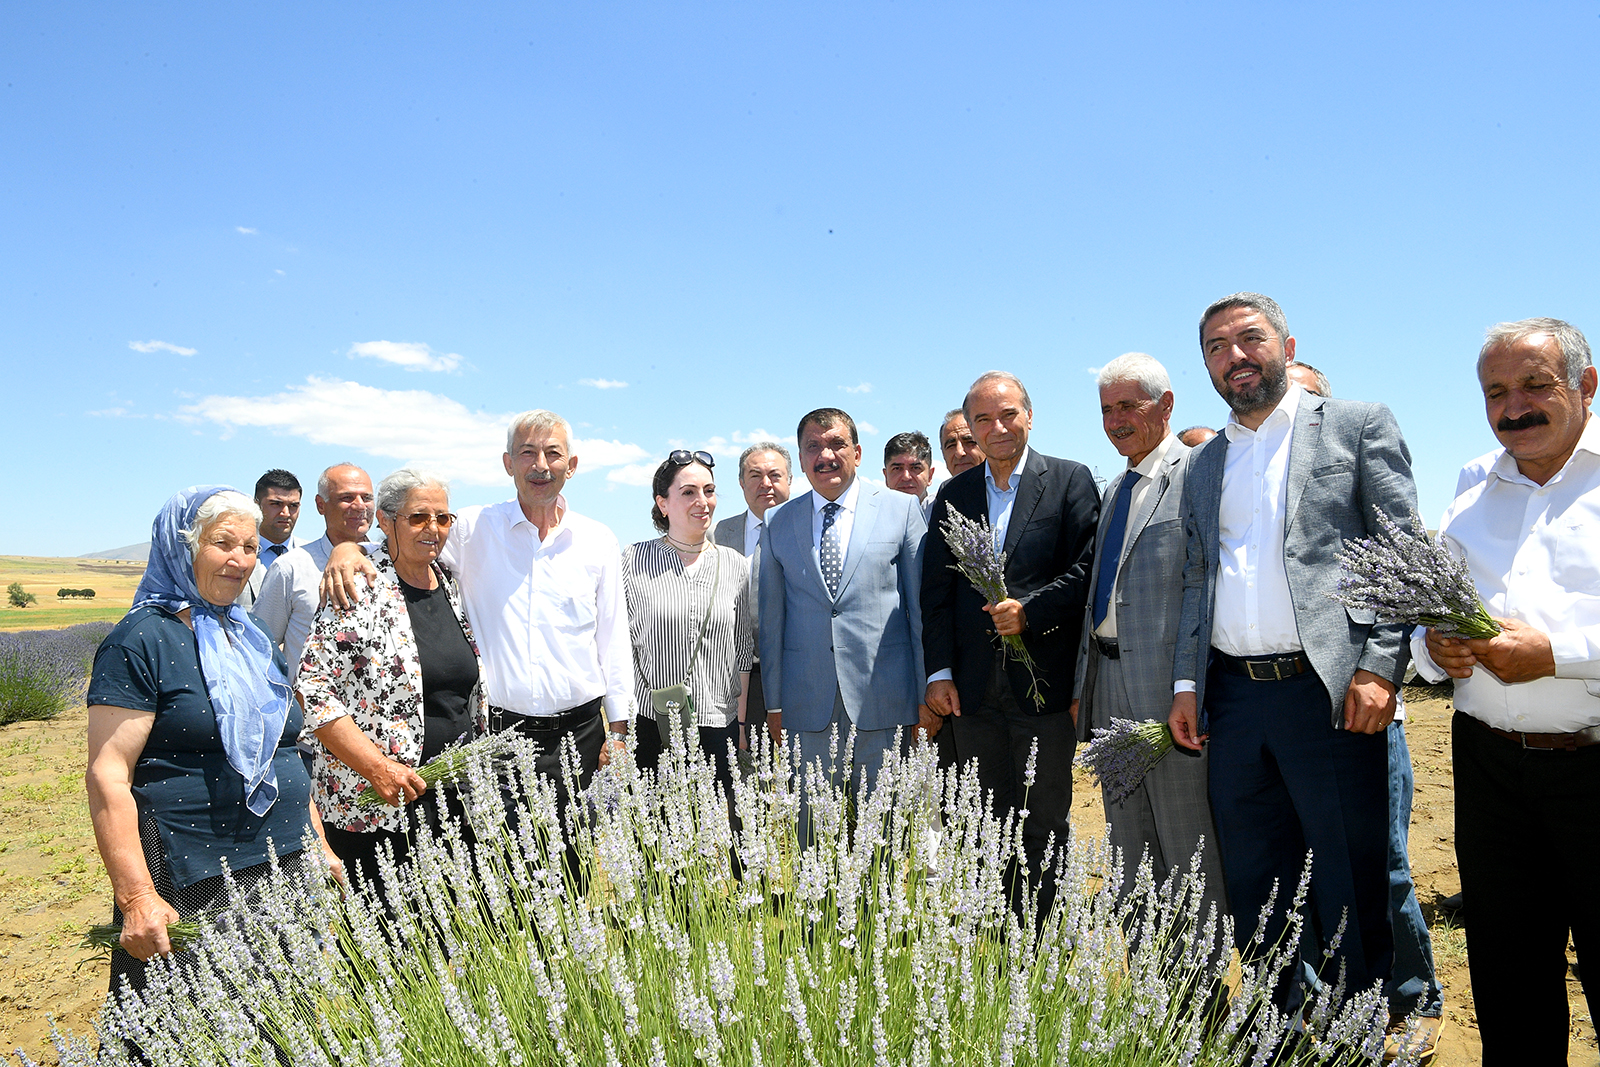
[940,509,1044,709]
[1078,718,1174,805]
[82,914,211,960]
[355,731,510,807]
[1330,507,1501,639]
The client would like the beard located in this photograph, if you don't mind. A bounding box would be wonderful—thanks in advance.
[1217,359,1290,417]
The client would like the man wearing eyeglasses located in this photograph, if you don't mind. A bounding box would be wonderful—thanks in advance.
[255,462,375,669]
[760,407,927,838]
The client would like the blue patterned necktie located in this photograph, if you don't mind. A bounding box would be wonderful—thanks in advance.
[1092,471,1141,629]
[264,542,287,564]
[820,501,843,598]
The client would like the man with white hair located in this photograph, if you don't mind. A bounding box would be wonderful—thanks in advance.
[1073,353,1226,926]
[325,410,633,805]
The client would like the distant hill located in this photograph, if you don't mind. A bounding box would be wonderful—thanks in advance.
[79,543,150,562]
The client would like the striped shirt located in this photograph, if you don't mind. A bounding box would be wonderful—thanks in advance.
[622,539,754,727]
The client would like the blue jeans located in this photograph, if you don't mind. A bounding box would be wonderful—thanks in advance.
[1387,721,1444,1017]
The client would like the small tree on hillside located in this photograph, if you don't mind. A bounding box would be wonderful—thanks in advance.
[7,582,37,608]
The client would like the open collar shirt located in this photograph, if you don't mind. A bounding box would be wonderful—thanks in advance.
[440,496,633,723]
[1411,415,1600,733]
[1211,385,1304,658]
[984,446,1032,548]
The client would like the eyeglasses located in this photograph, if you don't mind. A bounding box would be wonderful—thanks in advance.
[400,511,456,529]
[667,449,715,469]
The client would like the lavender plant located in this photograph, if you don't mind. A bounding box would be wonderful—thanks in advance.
[355,732,515,808]
[939,510,1044,709]
[1079,718,1175,805]
[32,726,1390,1066]
[1330,508,1500,639]
[0,622,111,725]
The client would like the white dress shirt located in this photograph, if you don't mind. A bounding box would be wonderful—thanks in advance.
[1211,385,1304,657]
[984,447,1030,548]
[743,509,764,557]
[441,498,633,723]
[1410,416,1600,733]
[810,477,862,579]
[252,535,336,671]
[1096,433,1179,641]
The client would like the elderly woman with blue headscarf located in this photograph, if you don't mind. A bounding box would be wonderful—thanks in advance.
[85,486,327,993]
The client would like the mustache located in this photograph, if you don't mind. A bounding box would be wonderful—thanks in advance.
[1497,411,1549,432]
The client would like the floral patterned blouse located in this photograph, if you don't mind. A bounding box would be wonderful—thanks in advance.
[295,546,488,832]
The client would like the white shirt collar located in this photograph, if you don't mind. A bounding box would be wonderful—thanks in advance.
[1488,412,1600,487]
[745,509,765,535]
[812,477,861,514]
[1224,383,1304,442]
[507,493,570,545]
[1129,432,1178,478]
[984,446,1031,492]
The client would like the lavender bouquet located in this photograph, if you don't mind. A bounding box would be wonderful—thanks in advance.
[1330,507,1501,639]
[355,731,511,807]
[940,509,1044,708]
[1078,718,1175,805]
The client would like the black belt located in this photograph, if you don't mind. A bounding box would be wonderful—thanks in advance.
[1093,636,1120,661]
[489,696,603,735]
[1213,649,1312,682]
[1486,722,1600,751]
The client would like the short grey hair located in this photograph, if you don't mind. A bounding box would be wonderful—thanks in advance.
[1290,360,1332,397]
[505,409,574,454]
[1096,352,1172,401]
[940,408,966,431]
[317,461,368,500]
[963,371,1033,417]
[737,441,792,480]
[1479,317,1593,388]
[179,490,261,561]
[376,468,450,518]
[1199,292,1291,348]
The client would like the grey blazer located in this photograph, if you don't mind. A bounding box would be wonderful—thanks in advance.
[1173,393,1418,727]
[1073,438,1191,740]
[715,511,759,648]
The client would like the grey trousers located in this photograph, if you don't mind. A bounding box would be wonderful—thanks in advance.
[1091,652,1229,930]
[791,688,905,847]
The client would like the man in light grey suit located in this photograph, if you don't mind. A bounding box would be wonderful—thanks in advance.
[1169,293,1417,1009]
[1073,353,1225,924]
[760,408,926,832]
[713,441,792,747]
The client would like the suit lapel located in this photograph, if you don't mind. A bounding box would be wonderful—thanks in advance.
[1284,394,1325,534]
[1001,451,1048,559]
[835,482,878,598]
[1194,436,1228,564]
[1120,443,1188,566]
[788,491,831,599]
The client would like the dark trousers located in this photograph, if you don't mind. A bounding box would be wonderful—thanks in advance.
[950,654,1076,916]
[1204,660,1391,1007]
[740,662,768,748]
[323,788,474,916]
[491,701,607,884]
[634,717,740,797]
[1454,711,1598,1065]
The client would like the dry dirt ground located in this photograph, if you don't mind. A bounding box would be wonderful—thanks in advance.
[2,690,1595,1065]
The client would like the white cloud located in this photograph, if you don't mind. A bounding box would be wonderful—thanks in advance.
[236,226,258,235]
[274,269,286,276]
[1086,365,1104,377]
[605,463,657,487]
[858,421,879,436]
[577,378,628,390]
[181,376,646,487]
[348,340,462,373]
[840,381,873,394]
[129,339,197,356]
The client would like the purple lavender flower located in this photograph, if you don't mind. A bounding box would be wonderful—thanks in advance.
[1078,718,1175,805]
[0,621,110,724]
[1330,507,1500,639]
[939,510,1045,709]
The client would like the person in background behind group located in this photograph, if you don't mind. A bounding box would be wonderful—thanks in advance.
[712,442,792,750]
[938,409,985,478]
[238,469,302,610]
[625,452,752,792]
[760,407,927,842]
[1175,426,1217,448]
[923,372,1099,917]
[883,431,937,521]
[1413,318,1599,1065]
[253,463,375,671]
[1287,360,1332,398]
[1072,353,1227,930]
[296,469,486,905]
[1169,292,1417,1014]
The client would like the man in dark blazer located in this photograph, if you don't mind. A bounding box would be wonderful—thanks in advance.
[713,441,792,748]
[1169,292,1417,1010]
[1072,353,1225,931]
[923,371,1098,911]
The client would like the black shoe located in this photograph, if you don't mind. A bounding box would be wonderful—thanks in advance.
[1437,891,1463,919]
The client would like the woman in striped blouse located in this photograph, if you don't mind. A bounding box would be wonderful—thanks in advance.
[622,450,753,793]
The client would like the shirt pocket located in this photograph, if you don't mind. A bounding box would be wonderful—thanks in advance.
[1552,519,1600,592]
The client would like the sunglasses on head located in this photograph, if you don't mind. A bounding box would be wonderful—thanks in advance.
[399,511,456,529]
[667,449,716,469]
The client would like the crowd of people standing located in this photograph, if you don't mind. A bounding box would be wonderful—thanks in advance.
[83,291,1597,1065]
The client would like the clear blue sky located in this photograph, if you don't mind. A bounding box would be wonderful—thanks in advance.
[5,3,1598,556]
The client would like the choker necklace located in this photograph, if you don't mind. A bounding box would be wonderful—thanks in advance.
[663,533,708,553]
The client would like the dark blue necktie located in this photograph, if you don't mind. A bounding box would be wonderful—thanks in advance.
[265,543,287,564]
[1092,471,1141,629]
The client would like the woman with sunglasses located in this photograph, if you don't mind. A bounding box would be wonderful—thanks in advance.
[623,450,753,792]
[296,467,488,899]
